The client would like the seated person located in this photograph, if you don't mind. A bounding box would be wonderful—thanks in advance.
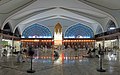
[87,48,92,54]
[2,49,8,56]
[92,48,96,53]
[83,48,93,58]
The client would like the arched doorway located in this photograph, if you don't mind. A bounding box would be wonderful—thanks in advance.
[54,22,62,45]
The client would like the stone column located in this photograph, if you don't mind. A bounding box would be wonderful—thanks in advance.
[0,35,2,49]
[102,38,105,49]
[11,33,14,54]
[0,35,3,56]
[12,38,14,47]
[118,36,120,49]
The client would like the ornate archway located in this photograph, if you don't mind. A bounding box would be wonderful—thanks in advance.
[54,23,62,45]
[22,24,52,38]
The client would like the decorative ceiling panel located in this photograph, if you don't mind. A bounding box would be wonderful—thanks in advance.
[64,23,94,38]
[22,24,52,38]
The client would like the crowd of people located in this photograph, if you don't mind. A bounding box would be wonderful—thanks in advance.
[0,44,114,63]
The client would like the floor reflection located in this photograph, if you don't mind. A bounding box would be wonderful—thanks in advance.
[105,52,117,61]
[33,56,89,65]
[1,50,120,75]
[32,51,120,65]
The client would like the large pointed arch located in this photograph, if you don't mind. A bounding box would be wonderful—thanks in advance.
[22,24,52,38]
[106,20,116,31]
[14,27,21,37]
[64,23,94,38]
[3,22,12,35]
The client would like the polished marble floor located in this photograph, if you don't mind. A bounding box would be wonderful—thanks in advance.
[0,50,120,75]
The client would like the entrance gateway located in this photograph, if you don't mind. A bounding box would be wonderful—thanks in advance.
[53,23,63,64]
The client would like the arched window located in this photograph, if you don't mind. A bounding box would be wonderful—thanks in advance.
[107,20,116,31]
[14,27,21,37]
[22,24,52,38]
[64,23,94,38]
[3,22,12,34]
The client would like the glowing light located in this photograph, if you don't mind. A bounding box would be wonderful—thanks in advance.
[64,36,75,38]
[26,36,52,38]
[28,36,33,38]
[33,36,35,38]
[21,36,25,38]
[34,39,39,42]
[109,27,115,30]
[64,36,91,38]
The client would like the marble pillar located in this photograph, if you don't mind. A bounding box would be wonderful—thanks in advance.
[118,36,120,49]
[102,38,105,49]
[0,35,3,49]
